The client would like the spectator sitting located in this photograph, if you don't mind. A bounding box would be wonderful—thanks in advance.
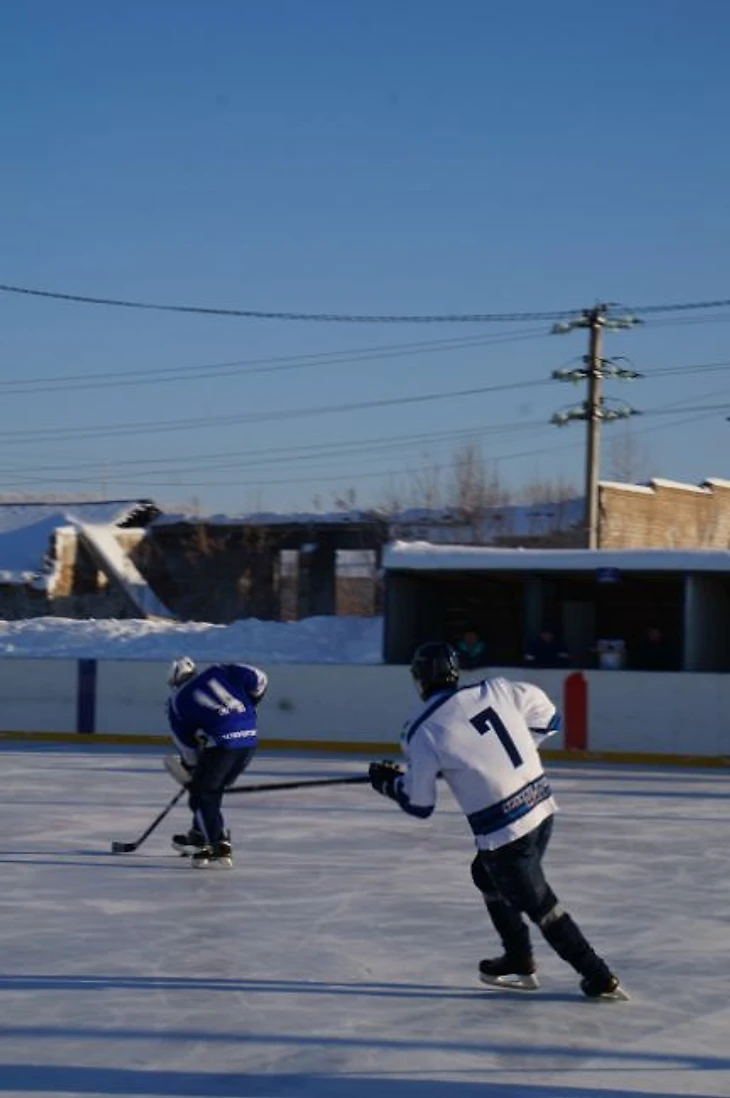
[631,625,675,671]
[524,628,570,669]
[454,628,489,670]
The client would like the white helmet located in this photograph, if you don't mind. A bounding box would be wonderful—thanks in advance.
[168,657,196,688]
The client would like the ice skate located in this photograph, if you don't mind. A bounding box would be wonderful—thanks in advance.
[171,827,206,856]
[191,838,233,869]
[479,954,540,991]
[580,971,630,1001]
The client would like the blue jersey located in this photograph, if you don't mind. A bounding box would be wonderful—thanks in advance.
[167,663,268,752]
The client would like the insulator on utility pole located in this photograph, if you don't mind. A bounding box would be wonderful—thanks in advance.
[551,304,641,549]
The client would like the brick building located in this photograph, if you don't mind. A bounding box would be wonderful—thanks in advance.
[598,478,730,549]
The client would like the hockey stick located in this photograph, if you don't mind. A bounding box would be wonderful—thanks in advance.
[110,786,187,854]
[225,774,370,796]
[109,775,370,854]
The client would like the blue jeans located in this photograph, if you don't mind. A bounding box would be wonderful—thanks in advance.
[188,745,256,845]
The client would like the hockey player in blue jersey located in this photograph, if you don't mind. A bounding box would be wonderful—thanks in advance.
[164,657,268,869]
[368,642,627,1000]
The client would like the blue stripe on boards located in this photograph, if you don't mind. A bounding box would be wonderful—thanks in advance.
[77,659,97,734]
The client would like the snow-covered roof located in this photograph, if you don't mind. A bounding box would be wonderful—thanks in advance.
[598,481,656,495]
[0,512,66,584]
[601,477,730,496]
[153,509,385,527]
[383,540,730,573]
[0,500,154,536]
[154,501,585,538]
[0,500,156,587]
[76,524,173,618]
[644,478,709,495]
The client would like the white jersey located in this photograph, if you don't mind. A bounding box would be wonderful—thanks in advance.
[398,676,559,851]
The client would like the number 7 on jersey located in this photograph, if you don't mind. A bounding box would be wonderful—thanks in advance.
[469,706,523,768]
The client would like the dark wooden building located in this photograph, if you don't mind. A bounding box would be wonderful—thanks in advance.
[133,511,388,623]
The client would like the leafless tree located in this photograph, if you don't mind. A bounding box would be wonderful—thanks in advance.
[405,458,443,510]
[375,480,406,516]
[332,487,358,512]
[607,429,654,484]
[451,445,510,511]
[515,475,578,504]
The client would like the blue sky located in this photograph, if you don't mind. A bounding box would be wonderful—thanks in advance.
[1,0,730,515]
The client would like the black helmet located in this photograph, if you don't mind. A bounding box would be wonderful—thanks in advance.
[410,641,460,699]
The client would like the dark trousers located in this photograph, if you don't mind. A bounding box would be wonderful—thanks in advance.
[188,746,255,845]
[471,815,610,980]
[471,816,557,959]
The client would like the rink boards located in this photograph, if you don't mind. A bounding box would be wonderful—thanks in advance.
[0,658,728,764]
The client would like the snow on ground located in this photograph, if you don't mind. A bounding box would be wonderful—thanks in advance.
[0,614,384,663]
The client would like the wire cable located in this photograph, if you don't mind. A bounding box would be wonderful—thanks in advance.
[0,282,578,324]
[0,378,556,444]
[2,280,730,323]
[0,327,547,394]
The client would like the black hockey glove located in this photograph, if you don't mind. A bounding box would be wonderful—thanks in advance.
[369,759,404,799]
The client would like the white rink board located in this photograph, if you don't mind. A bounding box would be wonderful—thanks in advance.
[587,672,729,755]
[0,659,78,733]
[48,661,573,749]
[93,662,438,745]
[95,660,175,738]
[2,658,730,757]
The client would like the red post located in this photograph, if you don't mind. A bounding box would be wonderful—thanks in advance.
[563,671,588,751]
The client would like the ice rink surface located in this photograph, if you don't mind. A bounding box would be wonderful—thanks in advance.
[0,743,728,1098]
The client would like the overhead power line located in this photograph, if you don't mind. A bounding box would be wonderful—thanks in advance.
[2,281,730,323]
[620,298,730,315]
[0,378,554,444]
[2,404,722,493]
[0,326,547,395]
[0,282,576,324]
[3,377,727,493]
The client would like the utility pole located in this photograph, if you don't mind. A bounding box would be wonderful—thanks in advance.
[584,308,603,551]
[552,304,642,549]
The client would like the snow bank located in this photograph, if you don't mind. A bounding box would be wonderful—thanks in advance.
[0,615,385,663]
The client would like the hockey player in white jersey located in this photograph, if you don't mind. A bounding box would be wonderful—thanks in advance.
[369,641,627,1000]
